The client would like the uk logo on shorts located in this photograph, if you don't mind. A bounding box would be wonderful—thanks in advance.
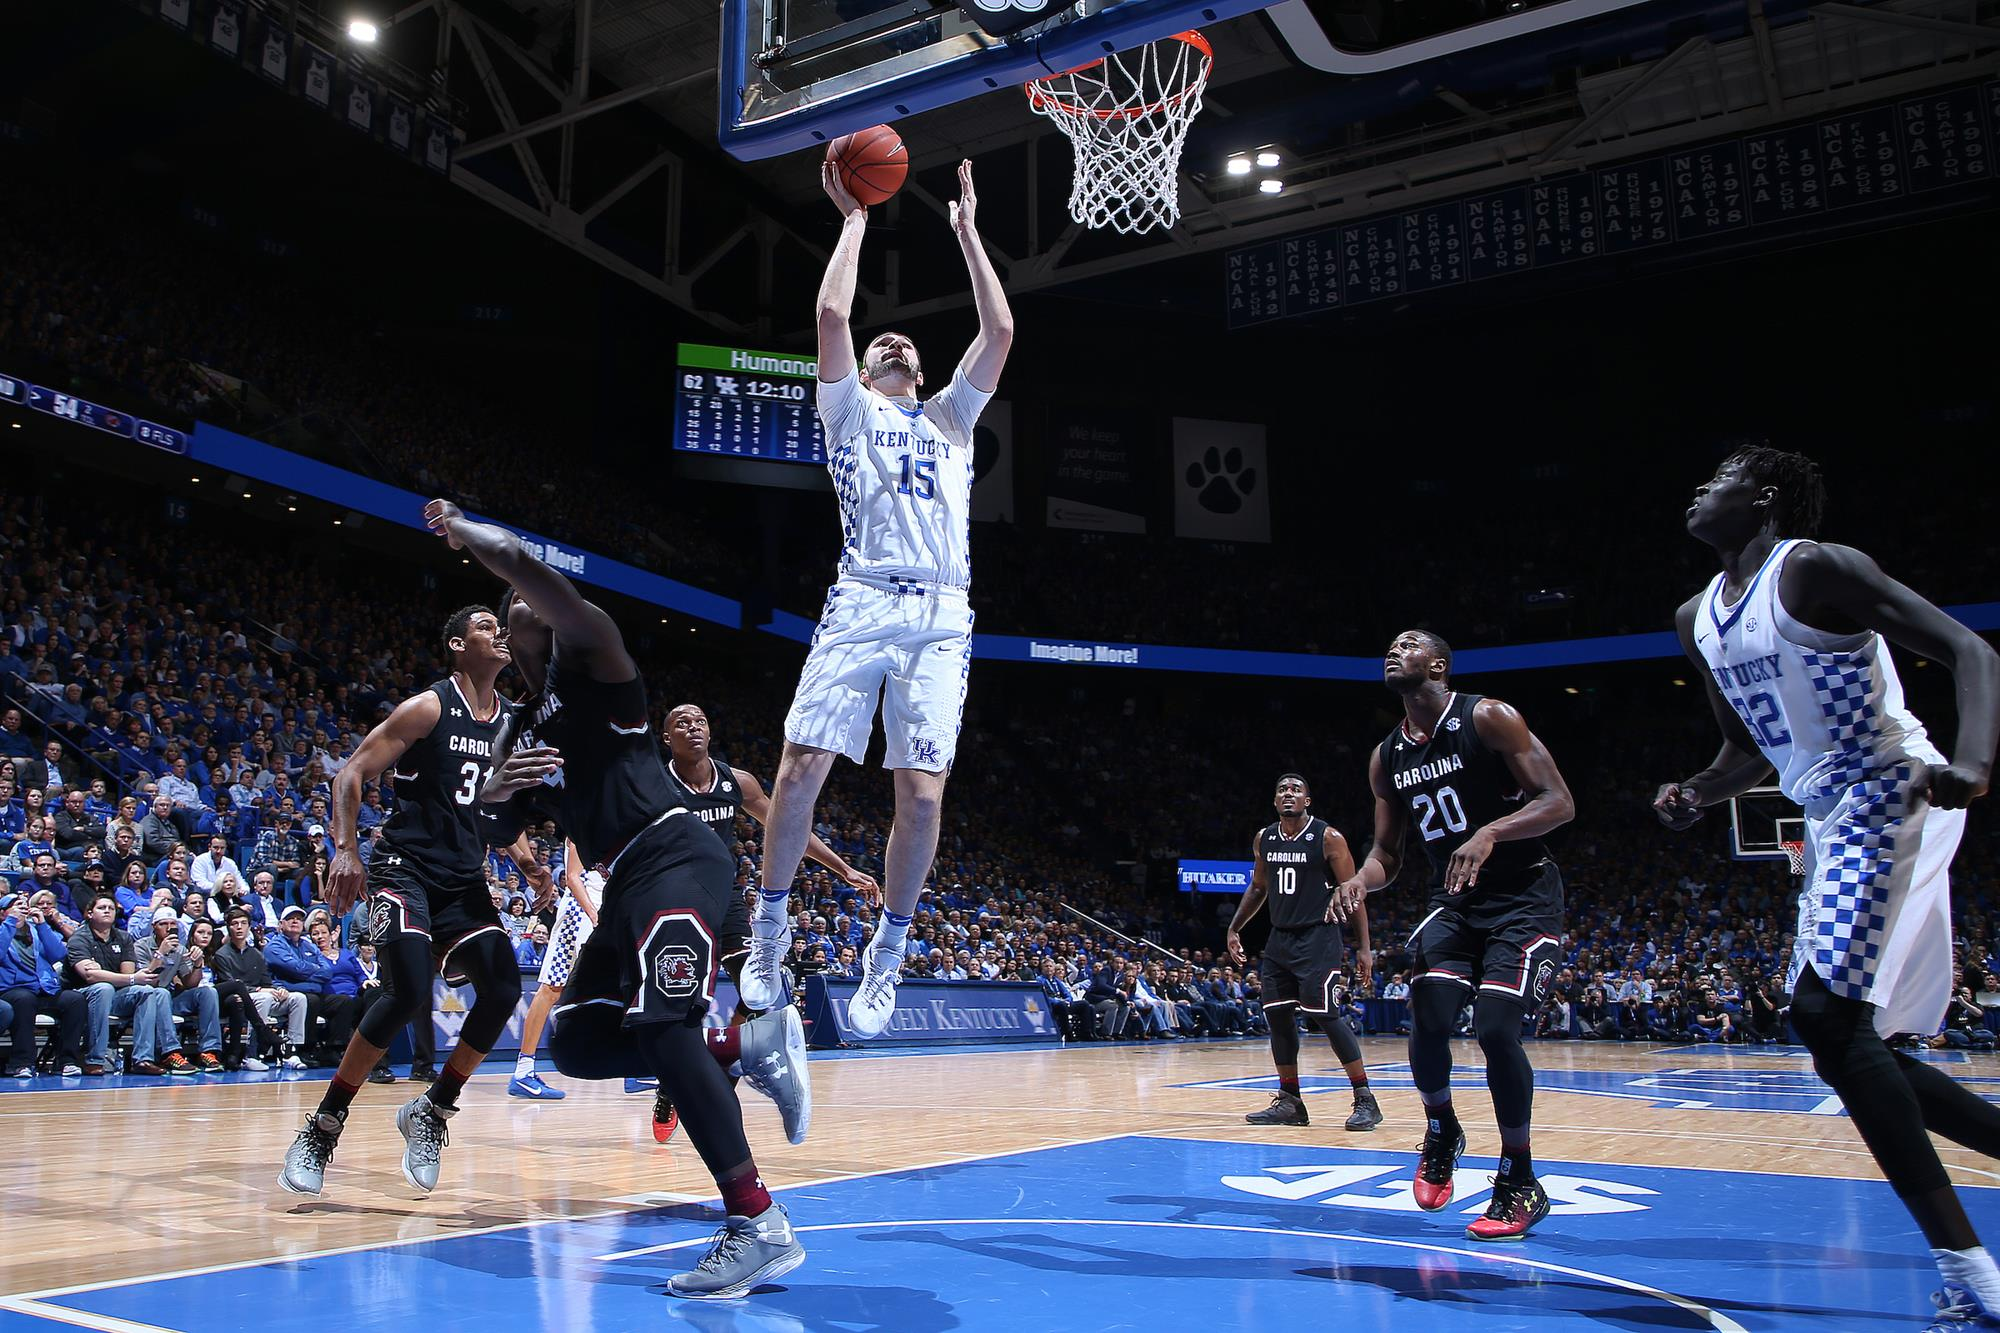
[910,737,941,767]
[654,944,701,998]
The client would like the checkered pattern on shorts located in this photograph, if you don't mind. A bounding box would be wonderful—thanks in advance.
[538,895,593,990]
[1801,648,1881,796]
[1807,763,1911,1001]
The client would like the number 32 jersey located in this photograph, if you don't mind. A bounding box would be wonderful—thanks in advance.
[817,366,991,591]
[1692,538,1941,805]
[1378,692,1549,900]
[377,677,516,890]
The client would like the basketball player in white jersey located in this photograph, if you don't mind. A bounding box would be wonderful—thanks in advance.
[508,839,593,1101]
[740,158,1012,1037]
[1655,446,2000,1330]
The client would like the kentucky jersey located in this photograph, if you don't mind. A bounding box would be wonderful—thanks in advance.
[1379,692,1549,899]
[1259,817,1335,930]
[377,678,512,888]
[516,640,679,870]
[1693,538,1943,805]
[816,366,991,590]
[666,753,744,842]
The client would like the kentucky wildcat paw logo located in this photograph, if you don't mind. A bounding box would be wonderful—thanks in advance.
[1186,445,1258,515]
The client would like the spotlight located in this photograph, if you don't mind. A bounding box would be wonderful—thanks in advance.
[1255,150,1280,168]
[1564,686,1580,695]
[1258,179,1283,194]
[1225,156,1251,176]
[347,18,379,42]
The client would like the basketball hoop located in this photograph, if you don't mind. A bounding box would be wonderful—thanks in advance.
[1781,840,1808,878]
[1024,30,1212,235]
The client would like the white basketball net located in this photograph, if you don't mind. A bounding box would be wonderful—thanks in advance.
[1026,30,1212,235]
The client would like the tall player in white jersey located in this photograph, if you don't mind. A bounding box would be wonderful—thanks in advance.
[741,159,1012,1035]
[1655,446,2000,1331]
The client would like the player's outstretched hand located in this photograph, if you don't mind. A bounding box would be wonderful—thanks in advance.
[1444,827,1495,895]
[843,868,882,907]
[483,745,563,800]
[948,159,976,238]
[1918,762,1990,810]
[1354,948,1374,994]
[822,160,866,219]
[1328,876,1367,924]
[423,499,465,549]
[523,859,558,914]
[1652,781,1705,830]
[1225,930,1246,965]
[326,846,369,916]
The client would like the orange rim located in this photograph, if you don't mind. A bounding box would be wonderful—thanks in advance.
[1024,30,1212,122]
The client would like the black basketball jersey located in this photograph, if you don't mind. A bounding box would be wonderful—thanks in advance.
[516,640,677,870]
[1377,691,1550,900]
[666,752,744,842]
[1258,816,1335,931]
[377,678,512,888]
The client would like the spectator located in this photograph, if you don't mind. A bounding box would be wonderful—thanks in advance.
[11,816,54,866]
[133,914,223,1071]
[245,870,284,931]
[1932,989,1996,1051]
[52,788,105,861]
[190,835,243,895]
[137,795,179,861]
[0,710,33,761]
[1616,992,1649,1041]
[1128,962,1176,1039]
[1037,956,1094,1040]
[25,853,80,922]
[112,861,152,923]
[64,893,192,1076]
[0,890,88,1076]
[303,916,358,1057]
[26,887,81,943]
[1575,986,1615,1040]
[1086,960,1130,1039]
[158,758,204,815]
[514,922,549,972]
[1382,973,1411,1002]
[213,909,300,1069]
[1690,987,1734,1043]
[22,739,75,797]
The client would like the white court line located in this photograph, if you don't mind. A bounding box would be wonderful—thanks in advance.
[5,1129,1141,1304]
[0,1297,184,1333]
[592,1217,1748,1333]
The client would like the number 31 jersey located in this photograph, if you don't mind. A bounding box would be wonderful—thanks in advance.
[1692,538,1941,805]
[377,677,515,890]
[1378,691,1548,899]
[817,366,991,591]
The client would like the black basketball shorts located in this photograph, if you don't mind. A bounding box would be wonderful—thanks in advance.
[1260,922,1346,1015]
[368,858,505,985]
[1408,860,1567,1009]
[556,811,738,1029]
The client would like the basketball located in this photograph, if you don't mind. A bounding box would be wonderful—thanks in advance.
[827,124,908,206]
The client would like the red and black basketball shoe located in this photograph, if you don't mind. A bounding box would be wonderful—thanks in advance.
[1467,1175,1550,1241]
[652,1087,680,1144]
[1412,1127,1466,1210]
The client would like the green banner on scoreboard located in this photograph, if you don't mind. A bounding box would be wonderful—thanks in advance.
[676,342,819,379]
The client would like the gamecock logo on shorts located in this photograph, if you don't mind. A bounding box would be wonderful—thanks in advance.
[654,944,702,998]
[1532,959,1556,1003]
[369,897,395,943]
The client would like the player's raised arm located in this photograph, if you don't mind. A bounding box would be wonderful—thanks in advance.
[1654,594,1774,828]
[1226,831,1269,964]
[948,160,1013,393]
[1789,542,2000,807]
[423,499,634,676]
[1331,749,1405,923]
[816,161,868,383]
[327,692,441,914]
[1449,699,1575,893]
[1323,825,1370,983]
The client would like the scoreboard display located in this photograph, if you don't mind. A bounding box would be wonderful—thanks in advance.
[671,342,825,465]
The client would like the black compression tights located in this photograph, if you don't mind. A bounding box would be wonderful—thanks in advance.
[355,933,521,1055]
[1408,981,1533,1127]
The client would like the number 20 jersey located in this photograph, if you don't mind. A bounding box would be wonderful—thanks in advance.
[1377,691,1549,902]
[1692,538,1941,806]
[377,678,515,890]
[816,366,992,591]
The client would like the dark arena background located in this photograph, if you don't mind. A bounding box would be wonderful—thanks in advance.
[2,0,1998,1328]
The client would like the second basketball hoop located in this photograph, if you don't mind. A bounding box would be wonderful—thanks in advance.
[1025,30,1213,235]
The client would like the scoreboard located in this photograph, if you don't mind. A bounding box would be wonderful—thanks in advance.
[671,342,825,465]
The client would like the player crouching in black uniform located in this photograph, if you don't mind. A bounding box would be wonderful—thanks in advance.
[279,606,552,1197]
[1228,774,1381,1132]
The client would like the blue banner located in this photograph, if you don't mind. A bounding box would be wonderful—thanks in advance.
[1178,859,1253,895]
[802,976,1061,1047]
[190,422,740,627]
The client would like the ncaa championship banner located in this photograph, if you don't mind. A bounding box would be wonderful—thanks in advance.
[1178,859,1253,894]
[802,976,1061,1048]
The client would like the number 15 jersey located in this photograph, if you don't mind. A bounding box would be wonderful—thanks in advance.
[377,677,515,890]
[1378,691,1549,901]
[817,366,991,591]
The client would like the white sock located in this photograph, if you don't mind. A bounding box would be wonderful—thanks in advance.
[1934,1246,2000,1310]
[514,1055,536,1079]
[752,885,792,928]
[871,910,913,956]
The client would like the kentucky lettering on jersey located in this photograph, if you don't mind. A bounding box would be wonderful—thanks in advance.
[378,678,513,888]
[817,366,992,590]
[1693,538,1942,804]
[1377,692,1549,899]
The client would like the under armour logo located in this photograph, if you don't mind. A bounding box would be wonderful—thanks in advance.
[450,708,463,718]
[384,854,402,866]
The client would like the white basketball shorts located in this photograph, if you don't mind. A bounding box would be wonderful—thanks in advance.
[783,578,973,771]
[538,869,605,991]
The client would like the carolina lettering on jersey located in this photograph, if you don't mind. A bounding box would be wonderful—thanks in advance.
[666,753,744,846]
[1376,692,1549,901]
[1260,816,1336,932]
[378,678,513,888]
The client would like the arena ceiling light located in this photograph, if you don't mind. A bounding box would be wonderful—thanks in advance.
[1255,149,1281,168]
[1225,156,1252,176]
[1258,179,1284,194]
[347,18,379,42]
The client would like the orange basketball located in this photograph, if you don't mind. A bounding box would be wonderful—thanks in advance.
[827,124,909,207]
